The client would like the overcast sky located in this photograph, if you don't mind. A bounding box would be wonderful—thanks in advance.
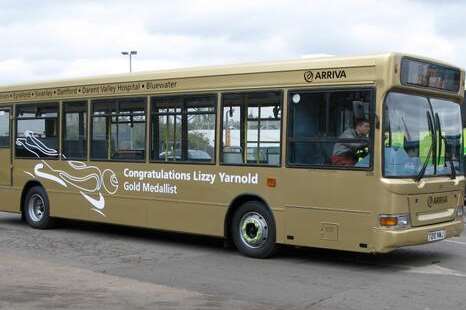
[0,0,465,85]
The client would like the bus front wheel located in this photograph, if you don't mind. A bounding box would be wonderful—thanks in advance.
[23,186,55,229]
[231,201,276,258]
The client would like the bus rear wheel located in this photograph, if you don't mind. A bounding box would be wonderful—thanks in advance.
[231,201,276,258]
[23,186,55,229]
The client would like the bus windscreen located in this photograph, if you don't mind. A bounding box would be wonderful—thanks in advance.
[400,58,461,92]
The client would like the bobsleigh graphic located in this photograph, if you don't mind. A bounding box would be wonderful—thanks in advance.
[17,130,119,216]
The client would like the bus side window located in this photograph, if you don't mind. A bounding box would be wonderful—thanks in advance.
[63,101,87,160]
[16,103,59,159]
[0,110,9,147]
[151,95,216,163]
[111,99,146,161]
[91,98,147,161]
[221,91,282,166]
[287,89,372,169]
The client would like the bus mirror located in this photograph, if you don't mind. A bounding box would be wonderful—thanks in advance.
[229,107,234,117]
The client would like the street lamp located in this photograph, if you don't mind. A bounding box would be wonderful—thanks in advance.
[121,50,137,72]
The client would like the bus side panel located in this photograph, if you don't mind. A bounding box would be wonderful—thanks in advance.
[147,200,225,237]
[280,169,378,252]
[0,187,21,213]
[283,207,373,252]
[13,160,90,220]
[49,192,149,228]
[48,191,100,221]
[144,165,285,238]
[12,160,150,228]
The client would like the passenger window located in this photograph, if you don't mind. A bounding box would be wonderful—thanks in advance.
[151,95,216,162]
[91,98,146,161]
[222,91,282,166]
[16,103,59,159]
[91,106,108,160]
[287,90,372,168]
[0,110,9,148]
[186,97,216,161]
[63,101,87,159]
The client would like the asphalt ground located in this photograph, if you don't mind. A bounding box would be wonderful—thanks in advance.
[0,212,466,310]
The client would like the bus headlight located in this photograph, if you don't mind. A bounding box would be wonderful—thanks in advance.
[457,206,464,218]
[379,214,410,229]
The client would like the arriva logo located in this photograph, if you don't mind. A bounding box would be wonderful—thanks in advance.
[427,195,448,208]
[304,69,347,83]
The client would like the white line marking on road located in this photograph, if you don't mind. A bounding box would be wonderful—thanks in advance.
[444,239,466,246]
[404,264,466,277]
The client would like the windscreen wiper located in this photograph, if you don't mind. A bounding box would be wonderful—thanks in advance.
[415,111,435,182]
[435,113,456,179]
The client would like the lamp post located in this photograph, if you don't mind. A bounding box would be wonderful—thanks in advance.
[121,50,137,72]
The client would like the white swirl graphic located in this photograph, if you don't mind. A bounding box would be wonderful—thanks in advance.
[102,169,119,195]
[16,130,59,158]
[19,131,119,216]
[34,163,68,188]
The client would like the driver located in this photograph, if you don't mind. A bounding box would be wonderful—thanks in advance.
[330,118,370,166]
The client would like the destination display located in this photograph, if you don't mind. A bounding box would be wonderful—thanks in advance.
[0,80,179,103]
[400,58,461,92]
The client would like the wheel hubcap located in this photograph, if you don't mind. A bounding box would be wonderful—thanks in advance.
[28,194,45,222]
[239,212,268,248]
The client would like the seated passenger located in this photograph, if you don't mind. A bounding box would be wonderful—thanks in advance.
[330,118,370,166]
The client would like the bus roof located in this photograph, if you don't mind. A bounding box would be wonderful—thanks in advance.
[1,52,459,92]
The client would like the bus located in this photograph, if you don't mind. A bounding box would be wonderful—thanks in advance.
[461,91,466,206]
[0,53,463,258]
[462,91,466,184]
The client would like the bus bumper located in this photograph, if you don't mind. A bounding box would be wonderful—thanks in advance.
[372,219,464,253]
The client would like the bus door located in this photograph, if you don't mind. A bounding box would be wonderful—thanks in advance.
[0,108,11,186]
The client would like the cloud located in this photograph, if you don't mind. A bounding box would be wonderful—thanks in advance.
[0,0,465,85]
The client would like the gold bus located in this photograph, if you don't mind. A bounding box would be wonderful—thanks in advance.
[0,53,464,258]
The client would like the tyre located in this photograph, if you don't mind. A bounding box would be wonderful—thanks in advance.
[23,186,55,229]
[231,201,276,258]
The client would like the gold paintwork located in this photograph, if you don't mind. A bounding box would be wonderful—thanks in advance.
[0,148,10,187]
[0,107,11,187]
[0,53,463,253]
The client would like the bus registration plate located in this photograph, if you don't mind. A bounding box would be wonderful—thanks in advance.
[427,230,446,242]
